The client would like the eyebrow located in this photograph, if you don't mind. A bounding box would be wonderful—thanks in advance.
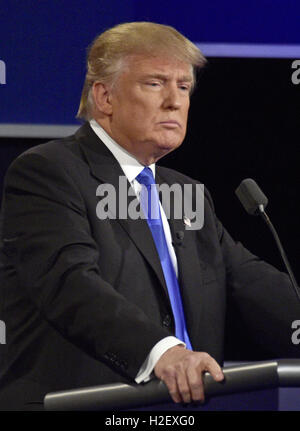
[141,73,193,83]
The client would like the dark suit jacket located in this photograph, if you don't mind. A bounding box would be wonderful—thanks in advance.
[0,122,299,410]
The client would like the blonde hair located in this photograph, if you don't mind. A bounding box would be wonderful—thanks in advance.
[77,22,207,121]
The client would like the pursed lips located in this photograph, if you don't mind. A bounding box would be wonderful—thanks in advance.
[159,120,181,128]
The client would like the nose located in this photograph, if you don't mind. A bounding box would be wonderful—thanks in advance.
[162,83,181,110]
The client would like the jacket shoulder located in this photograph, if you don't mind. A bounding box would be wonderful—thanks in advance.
[15,133,79,163]
[4,130,85,182]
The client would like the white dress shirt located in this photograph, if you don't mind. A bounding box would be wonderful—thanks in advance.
[89,119,185,382]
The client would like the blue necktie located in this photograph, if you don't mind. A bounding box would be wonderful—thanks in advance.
[136,167,192,350]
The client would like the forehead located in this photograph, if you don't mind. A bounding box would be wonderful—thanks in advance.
[121,54,193,80]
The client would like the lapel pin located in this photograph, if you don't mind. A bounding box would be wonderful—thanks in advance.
[183,216,191,227]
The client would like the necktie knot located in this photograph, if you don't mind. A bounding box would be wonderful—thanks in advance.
[136,167,155,187]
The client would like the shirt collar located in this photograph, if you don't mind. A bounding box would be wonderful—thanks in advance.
[89,119,155,183]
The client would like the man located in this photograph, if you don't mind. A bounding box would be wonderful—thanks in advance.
[0,22,299,411]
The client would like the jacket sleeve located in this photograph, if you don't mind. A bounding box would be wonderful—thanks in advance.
[1,151,171,380]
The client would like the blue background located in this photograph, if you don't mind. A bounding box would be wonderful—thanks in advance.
[1,0,300,125]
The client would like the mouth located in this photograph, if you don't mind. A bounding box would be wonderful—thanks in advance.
[159,121,181,129]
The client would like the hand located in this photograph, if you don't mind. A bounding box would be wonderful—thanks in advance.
[154,345,224,404]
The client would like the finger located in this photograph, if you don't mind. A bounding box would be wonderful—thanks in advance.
[176,367,192,404]
[186,366,205,402]
[202,354,224,382]
[161,370,182,404]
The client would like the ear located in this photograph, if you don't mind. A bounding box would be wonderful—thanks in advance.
[92,81,113,116]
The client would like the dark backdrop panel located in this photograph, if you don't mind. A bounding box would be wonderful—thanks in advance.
[165,58,299,277]
[0,57,299,359]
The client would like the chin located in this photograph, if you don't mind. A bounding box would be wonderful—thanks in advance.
[158,139,182,151]
[152,141,181,161]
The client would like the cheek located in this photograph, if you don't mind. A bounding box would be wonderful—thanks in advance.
[114,106,142,131]
[118,108,154,139]
[181,108,189,129]
[127,107,156,131]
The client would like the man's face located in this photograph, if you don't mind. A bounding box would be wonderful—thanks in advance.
[107,54,192,164]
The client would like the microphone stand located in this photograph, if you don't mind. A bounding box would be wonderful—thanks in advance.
[258,204,300,301]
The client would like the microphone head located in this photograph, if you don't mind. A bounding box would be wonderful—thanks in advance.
[235,178,268,215]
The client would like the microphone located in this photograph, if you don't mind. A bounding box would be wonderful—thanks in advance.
[235,178,300,301]
[235,178,268,216]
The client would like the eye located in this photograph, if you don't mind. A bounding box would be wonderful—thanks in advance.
[146,81,161,87]
[179,84,191,91]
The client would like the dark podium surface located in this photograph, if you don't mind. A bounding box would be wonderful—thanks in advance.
[44,360,300,411]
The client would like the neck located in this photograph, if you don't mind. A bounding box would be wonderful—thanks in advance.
[92,117,162,166]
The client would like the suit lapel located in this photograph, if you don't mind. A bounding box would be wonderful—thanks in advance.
[75,123,169,297]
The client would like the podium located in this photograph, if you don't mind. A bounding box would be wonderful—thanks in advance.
[44,359,300,411]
